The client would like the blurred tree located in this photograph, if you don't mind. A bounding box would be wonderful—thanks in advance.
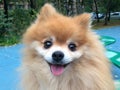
[72,0,77,15]
[99,0,120,25]
[48,0,84,16]
[107,0,120,21]
[83,0,93,12]
[93,0,99,22]
[3,0,8,19]
[29,0,35,9]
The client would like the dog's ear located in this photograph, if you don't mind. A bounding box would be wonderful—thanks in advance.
[74,13,91,29]
[37,3,57,21]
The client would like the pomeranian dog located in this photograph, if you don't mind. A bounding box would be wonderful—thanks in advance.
[20,4,115,90]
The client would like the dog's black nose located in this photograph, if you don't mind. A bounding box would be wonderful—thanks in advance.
[52,51,64,62]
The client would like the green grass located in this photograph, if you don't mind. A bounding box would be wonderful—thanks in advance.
[92,19,120,29]
[0,35,20,46]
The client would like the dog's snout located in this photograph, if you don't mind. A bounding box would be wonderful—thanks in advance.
[52,51,64,62]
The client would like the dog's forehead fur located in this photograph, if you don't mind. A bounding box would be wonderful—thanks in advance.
[39,17,87,44]
[23,4,90,45]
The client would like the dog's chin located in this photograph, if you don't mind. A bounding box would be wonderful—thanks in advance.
[47,62,70,76]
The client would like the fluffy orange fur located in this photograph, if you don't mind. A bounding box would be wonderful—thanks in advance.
[20,4,115,90]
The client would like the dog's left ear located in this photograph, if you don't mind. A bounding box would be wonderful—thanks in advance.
[74,13,91,29]
[37,3,57,21]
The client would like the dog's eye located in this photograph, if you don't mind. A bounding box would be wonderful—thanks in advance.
[68,43,76,51]
[44,40,52,49]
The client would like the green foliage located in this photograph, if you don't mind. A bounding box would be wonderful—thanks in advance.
[0,9,7,33]
[0,8,36,46]
[0,9,14,46]
[84,0,93,12]
[12,8,35,34]
[98,0,120,12]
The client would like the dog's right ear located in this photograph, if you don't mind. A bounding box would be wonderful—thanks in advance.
[37,3,57,21]
[74,13,91,29]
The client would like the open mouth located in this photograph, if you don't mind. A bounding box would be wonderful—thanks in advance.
[48,63,69,76]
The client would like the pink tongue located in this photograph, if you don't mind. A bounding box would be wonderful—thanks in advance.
[50,64,64,76]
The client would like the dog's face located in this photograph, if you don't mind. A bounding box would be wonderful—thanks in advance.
[23,4,91,76]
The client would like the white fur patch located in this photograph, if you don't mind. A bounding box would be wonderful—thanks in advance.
[31,41,83,64]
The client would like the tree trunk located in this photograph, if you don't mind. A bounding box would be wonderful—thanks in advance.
[72,0,77,15]
[29,0,35,9]
[104,0,111,25]
[64,0,70,15]
[29,0,36,15]
[66,0,73,16]
[104,12,108,25]
[108,11,110,21]
[93,0,99,23]
[3,0,8,19]
[76,0,83,14]
[107,0,111,21]
[81,0,85,12]
[58,0,61,11]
